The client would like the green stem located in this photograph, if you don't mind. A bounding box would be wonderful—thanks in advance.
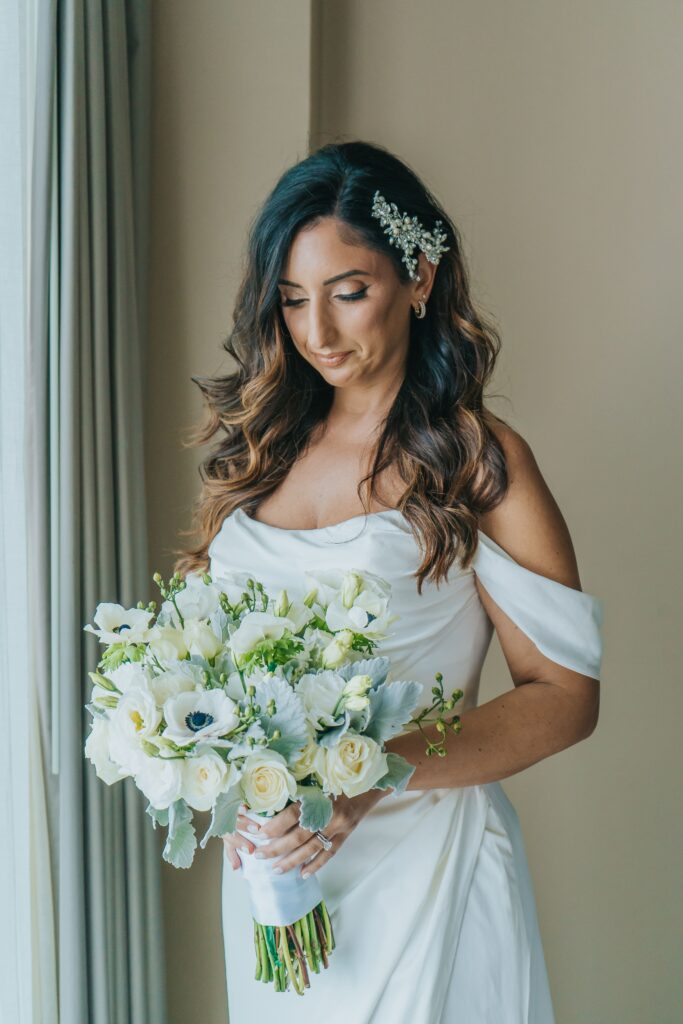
[320,900,334,951]
[253,922,261,980]
[300,912,314,970]
[257,925,271,983]
[278,926,303,995]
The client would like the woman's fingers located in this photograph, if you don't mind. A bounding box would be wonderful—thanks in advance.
[268,833,331,875]
[258,803,299,839]
[222,831,256,870]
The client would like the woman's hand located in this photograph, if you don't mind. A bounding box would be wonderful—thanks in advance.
[222,827,257,870]
[233,788,388,878]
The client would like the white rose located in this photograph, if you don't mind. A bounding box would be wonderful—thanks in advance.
[240,750,297,814]
[182,619,222,660]
[296,669,347,728]
[290,734,326,782]
[323,732,388,798]
[83,602,154,645]
[229,611,297,661]
[181,751,237,812]
[85,716,128,784]
[147,624,188,661]
[135,756,184,810]
[162,689,240,747]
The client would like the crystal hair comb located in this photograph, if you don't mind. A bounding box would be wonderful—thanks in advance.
[370,189,450,280]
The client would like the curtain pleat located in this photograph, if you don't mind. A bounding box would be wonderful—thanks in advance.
[24,1,167,1021]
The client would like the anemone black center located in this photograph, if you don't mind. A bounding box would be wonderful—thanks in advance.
[185,711,215,732]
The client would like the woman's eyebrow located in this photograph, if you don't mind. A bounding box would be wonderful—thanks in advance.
[277,268,373,288]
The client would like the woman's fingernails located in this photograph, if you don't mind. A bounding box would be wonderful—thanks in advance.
[247,825,260,834]
[239,845,250,853]
[273,866,283,875]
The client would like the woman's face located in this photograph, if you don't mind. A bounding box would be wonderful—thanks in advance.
[277,216,430,387]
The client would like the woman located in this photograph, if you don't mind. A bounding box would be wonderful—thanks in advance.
[175,140,603,1023]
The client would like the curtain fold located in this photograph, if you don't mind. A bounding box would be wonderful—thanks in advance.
[18,1,167,1021]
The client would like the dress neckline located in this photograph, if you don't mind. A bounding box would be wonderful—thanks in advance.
[234,505,405,535]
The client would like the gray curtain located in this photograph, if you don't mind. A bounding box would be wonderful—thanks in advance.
[31,1,167,1021]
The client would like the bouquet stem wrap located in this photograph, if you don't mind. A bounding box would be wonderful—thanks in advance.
[236,809,323,926]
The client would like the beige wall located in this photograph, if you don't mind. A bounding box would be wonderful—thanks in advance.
[148,3,682,1021]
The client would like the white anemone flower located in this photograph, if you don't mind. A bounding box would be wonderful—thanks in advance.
[162,689,240,747]
[84,603,154,645]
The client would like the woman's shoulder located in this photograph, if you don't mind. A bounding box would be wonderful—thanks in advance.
[477,412,583,590]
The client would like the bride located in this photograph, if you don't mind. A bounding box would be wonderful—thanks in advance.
[175,140,603,1023]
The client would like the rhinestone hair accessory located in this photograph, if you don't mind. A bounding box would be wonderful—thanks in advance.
[370,189,450,280]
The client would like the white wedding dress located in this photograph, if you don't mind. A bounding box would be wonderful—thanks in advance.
[208,506,604,1024]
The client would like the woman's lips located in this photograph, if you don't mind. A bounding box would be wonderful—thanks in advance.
[314,351,352,367]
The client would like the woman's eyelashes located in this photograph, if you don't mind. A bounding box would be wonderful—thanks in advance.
[281,287,369,308]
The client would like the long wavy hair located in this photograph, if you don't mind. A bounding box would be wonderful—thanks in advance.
[173,140,509,594]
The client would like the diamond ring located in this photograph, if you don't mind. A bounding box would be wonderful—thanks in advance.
[314,829,333,852]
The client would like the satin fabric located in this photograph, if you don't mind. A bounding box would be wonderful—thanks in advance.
[208,507,603,1023]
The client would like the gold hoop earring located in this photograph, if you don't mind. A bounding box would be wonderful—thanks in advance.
[413,298,427,319]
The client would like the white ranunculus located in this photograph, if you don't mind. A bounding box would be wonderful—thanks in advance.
[107,661,153,695]
[135,756,184,810]
[322,732,388,798]
[296,669,347,728]
[229,611,297,660]
[240,749,297,814]
[147,624,188,661]
[181,751,238,812]
[162,689,239,747]
[164,572,222,625]
[148,669,197,706]
[108,686,162,775]
[290,733,326,782]
[85,717,128,784]
[182,619,222,660]
[112,686,162,739]
[84,602,154,645]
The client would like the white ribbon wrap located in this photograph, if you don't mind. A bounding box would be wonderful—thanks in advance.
[236,808,325,926]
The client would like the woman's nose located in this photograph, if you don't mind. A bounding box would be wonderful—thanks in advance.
[306,299,337,351]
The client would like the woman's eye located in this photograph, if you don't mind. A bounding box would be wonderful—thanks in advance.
[337,287,368,302]
[280,287,368,308]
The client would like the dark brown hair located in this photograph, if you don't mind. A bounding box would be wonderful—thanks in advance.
[173,140,509,594]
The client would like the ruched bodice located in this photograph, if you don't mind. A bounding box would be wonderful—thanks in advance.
[209,506,604,1024]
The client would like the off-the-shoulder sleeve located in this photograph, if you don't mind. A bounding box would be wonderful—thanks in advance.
[471,530,604,679]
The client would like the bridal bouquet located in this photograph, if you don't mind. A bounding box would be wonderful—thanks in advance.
[83,565,463,995]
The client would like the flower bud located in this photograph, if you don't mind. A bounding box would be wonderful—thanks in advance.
[274,589,290,617]
[344,693,370,711]
[343,674,373,697]
[341,572,363,609]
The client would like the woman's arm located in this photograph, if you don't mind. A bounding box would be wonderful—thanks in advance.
[385,421,601,790]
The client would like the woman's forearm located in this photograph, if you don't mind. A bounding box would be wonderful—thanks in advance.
[385,681,594,790]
